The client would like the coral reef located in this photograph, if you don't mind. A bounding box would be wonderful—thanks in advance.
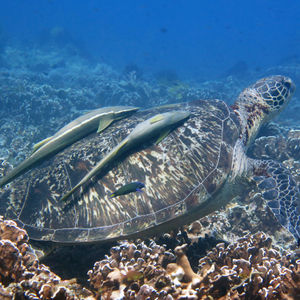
[251,128,300,162]
[196,232,300,299]
[0,215,298,299]
[0,214,299,299]
[0,216,94,299]
[88,240,175,299]
[87,232,300,299]
[0,46,243,123]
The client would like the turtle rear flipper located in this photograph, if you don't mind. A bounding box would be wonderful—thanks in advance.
[253,160,300,242]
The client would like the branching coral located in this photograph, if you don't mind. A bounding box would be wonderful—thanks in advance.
[88,240,176,299]
[196,232,300,299]
[88,232,300,299]
[0,216,94,299]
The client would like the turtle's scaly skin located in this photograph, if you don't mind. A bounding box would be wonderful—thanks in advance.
[0,100,239,243]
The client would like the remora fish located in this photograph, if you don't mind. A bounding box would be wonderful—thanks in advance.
[109,181,145,198]
[61,110,190,202]
[0,106,139,188]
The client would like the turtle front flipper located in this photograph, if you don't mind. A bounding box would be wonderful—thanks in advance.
[253,160,300,242]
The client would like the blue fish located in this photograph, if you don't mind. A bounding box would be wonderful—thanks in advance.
[109,182,145,198]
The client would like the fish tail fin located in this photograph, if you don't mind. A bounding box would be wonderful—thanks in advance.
[61,185,79,202]
[60,191,72,202]
[109,193,115,198]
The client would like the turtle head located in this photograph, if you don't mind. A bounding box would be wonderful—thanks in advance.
[250,75,295,115]
[234,75,295,147]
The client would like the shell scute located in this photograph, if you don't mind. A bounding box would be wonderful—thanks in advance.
[184,185,209,210]
[54,227,90,243]
[89,223,123,241]
[155,201,186,225]
[123,214,156,236]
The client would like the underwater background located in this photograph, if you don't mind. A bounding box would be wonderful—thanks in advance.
[1,0,300,79]
[0,0,299,164]
[0,1,300,299]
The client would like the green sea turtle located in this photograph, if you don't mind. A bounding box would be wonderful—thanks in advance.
[0,75,298,244]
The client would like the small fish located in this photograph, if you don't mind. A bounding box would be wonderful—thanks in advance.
[61,110,190,202]
[0,106,139,188]
[109,182,145,198]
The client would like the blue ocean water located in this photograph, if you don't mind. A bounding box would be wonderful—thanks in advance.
[0,1,300,293]
[1,0,300,79]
